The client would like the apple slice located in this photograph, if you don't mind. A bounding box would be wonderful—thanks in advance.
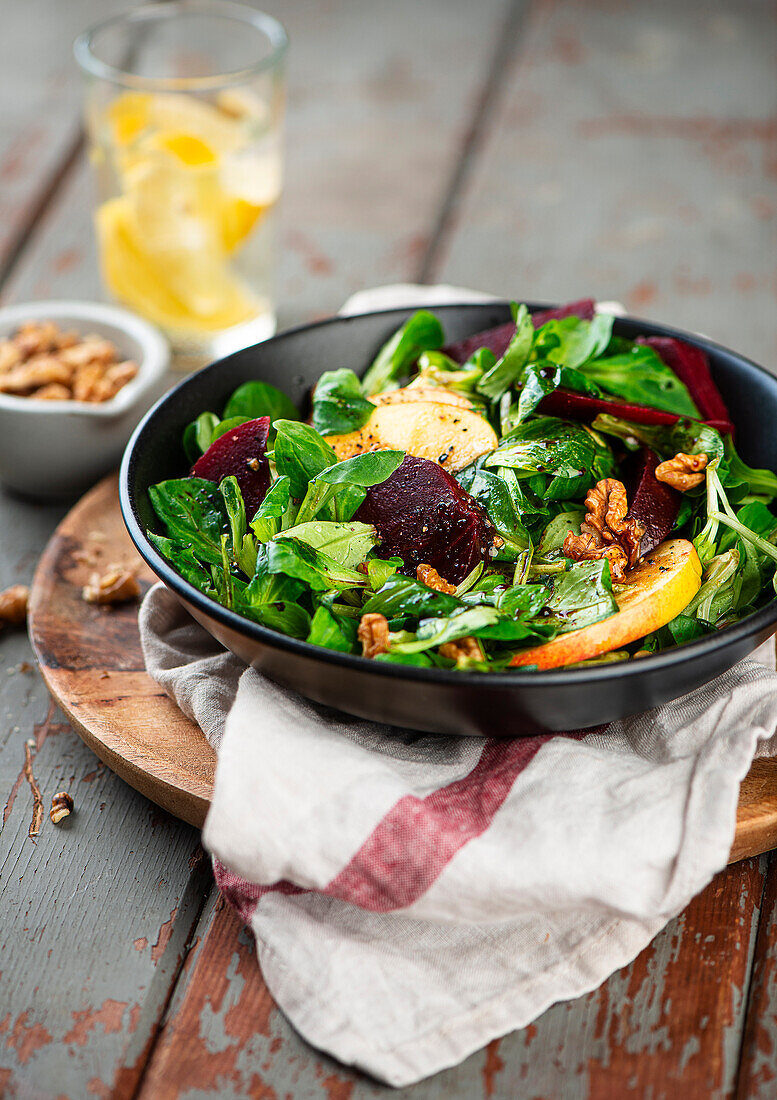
[326,401,497,473]
[370,384,473,410]
[509,538,702,669]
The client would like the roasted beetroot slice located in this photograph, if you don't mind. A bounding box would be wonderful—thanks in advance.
[625,447,680,556]
[530,298,596,327]
[442,299,596,364]
[637,336,734,433]
[442,321,516,366]
[192,416,271,519]
[355,455,494,584]
[539,388,680,426]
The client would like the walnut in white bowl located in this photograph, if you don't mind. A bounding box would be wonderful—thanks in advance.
[0,301,169,498]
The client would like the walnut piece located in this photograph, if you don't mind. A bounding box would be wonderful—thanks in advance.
[0,584,29,624]
[82,567,140,606]
[358,612,390,658]
[563,478,644,583]
[416,563,457,594]
[655,452,708,491]
[0,321,138,403]
[439,636,485,663]
[50,791,74,824]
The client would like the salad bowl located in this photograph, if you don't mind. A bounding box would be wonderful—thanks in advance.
[120,302,777,735]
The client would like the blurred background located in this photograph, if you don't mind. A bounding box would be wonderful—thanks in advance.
[2,0,775,363]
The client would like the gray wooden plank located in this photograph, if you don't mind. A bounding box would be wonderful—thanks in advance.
[0,0,132,285]
[0,489,213,1098]
[0,1,515,1097]
[134,858,766,1099]
[432,0,777,368]
[3,0,514,327]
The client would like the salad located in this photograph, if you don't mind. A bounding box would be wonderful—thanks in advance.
[147,299,777,671]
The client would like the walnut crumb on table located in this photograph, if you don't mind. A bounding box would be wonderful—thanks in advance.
[0,584,29,625]
[82,567,140,606]
[50,791,74,824]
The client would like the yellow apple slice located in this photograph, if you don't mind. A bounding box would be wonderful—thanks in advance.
[326,402,497,473]
[370,383,473,409]
[509,538,703,669]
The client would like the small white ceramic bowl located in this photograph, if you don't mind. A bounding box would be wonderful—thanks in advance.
[0,300,170,498]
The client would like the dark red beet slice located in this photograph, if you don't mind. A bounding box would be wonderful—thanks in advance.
[442,299,596,364]
[354,455,494,585]
[625,447,680,556]
[530,298,596,327]
[539,388,679,426]
[637,336,734,434]
[192,417,271,519]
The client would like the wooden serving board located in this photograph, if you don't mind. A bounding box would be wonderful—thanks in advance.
[27,473,777,861]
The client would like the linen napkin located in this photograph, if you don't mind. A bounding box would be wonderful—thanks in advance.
[139,287,777,1088]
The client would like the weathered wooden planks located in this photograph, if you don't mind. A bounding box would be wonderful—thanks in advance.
[134,859,767,1099]
[0,1,523,1096]
[434,0,777,369]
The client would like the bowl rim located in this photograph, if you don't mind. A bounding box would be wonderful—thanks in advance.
[0,300,170,418]
[120,300,777,689]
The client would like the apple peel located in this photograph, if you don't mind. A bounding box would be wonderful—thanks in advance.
[509,538,702,669]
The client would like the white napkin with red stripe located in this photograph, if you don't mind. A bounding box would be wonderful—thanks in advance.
[138,287,777,1087]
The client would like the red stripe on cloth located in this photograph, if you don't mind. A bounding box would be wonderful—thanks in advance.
[215,728,595,920]
[320,734,556,911]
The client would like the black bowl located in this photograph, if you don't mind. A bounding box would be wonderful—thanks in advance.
[120,303,777,736]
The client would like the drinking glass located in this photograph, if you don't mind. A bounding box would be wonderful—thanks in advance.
[75,0,287,363]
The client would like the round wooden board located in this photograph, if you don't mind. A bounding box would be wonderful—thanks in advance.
[27,473,777,860]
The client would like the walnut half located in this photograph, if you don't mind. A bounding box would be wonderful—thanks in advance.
[563,478,644,583]
[655,452,708,491]
[358,612,390,658]
[416,564,457,594]
[439,636,485,664]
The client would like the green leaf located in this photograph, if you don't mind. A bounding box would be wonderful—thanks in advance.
[281,520,378,567]
[223,380,300,423]
[210,416,251,443]
[487,417,615,501]
[533,313,614,369]
[592,415,724,465]
[723,437,777,501]
[374,651,435,668]
[541,559,618,634]
[361,310,445,396]
[219,475,258,577]
[391,606,503,653]
[148,532,215,595]
[311,369,375,436]
[538,510,584,556]
[183,411,220,462]
[250,476,293,542]
[464,469,529,557]
[273,420,337,499]
[315,450,405,487]
[362,574,462,620]
[264,537,367,591]
[240,598,311,638]
[476,303,534,401]
[580,346,700,417]
[366,557,403,590]
[306,605,357,653]
[148,478,228,566]
[513,362,561,424]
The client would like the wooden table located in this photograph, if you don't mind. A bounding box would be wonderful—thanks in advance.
[1,1,776,1096]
